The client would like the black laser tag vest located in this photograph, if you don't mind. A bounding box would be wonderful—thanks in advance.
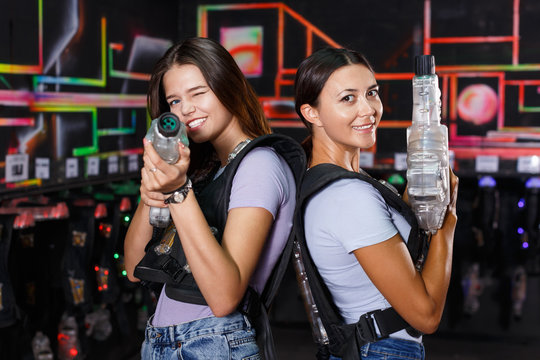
[134,133,306,307]
[0,214,19,328]
[294,163,429,360]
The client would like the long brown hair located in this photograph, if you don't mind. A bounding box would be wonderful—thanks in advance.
[147,37,270,175]
[294,47,374,162]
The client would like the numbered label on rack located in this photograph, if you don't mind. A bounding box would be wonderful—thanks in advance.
[394,153,408,171]
[87,157,99,176]
[128,154,139,172]
[66,158,79,179]
[517,156,540,173]
[359,152,374,168]
[35,158,50,179]
[5,154,29,182]
[108,155,119,174]
[475,155,499,173]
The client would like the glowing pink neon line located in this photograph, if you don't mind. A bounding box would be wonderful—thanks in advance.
[0,118,35,126]
[513,0,520,64]
[424,0,431,55]
[498,73,505,130]
[441,75,449,119]
[33,92,146,108]
[428,36,515,44]
[519,84,525,109]
[0,90,33,106]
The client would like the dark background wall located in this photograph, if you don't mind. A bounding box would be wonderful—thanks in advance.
[2,0,540,198]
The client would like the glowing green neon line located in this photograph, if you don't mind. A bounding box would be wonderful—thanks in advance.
[33,17,107,88]
[32,106,98,156]
[520,105,540,113]
[97,109,137,136]
[0,0,43,74]
[438,63,540,72]
[108,46,151,81]
[0,76,12,89]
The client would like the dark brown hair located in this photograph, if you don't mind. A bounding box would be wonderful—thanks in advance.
[294,47,374,160]
[147,37,270,175]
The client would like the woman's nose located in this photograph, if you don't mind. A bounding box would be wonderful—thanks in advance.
[181,101,195,116]
[357,97,375,117]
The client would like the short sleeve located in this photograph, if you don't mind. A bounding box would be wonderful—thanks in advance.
[228,147,291,218]
[304,178,399,253]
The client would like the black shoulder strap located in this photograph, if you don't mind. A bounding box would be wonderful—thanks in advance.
[247,134,306,309]
[233,134,306,360]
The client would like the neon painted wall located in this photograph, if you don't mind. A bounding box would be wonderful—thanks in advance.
[2,0,540,198]
[0,0,179,197]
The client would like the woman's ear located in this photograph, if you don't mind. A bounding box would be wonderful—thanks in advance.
[300,104,322,127]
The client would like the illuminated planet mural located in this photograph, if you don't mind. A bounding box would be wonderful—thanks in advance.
[457,84,499,125]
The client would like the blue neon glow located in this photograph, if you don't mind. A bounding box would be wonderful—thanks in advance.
[525,177,540,189]
[478,176,496,188]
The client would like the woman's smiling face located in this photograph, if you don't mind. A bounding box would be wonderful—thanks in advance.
[162,64,235,144]
[312,64,383,151]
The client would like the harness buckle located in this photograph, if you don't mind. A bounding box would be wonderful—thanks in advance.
[160,257,186,283]
[356,310,383,343]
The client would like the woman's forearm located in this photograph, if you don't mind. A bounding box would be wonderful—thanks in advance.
[124,202,155,282]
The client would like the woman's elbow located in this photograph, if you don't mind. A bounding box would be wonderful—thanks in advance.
[126,272,140,283]
[416,317,440,334]
[410,310,442,334]
[211,303,238,318]
[209,294,243,318]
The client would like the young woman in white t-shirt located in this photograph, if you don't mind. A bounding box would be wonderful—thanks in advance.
[294,47,459,360]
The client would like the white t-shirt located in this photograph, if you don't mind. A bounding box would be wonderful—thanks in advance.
[304,177,421,342]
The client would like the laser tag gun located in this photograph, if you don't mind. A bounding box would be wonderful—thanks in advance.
[474,176,499,270]
[31,331,54,360]
[524,177,540,263]
[84,308,112,341]
[145,112,189,228]
[461,262,483,316]
[406,55,450,234]
[57,313,81,360]
[511,265,527,319]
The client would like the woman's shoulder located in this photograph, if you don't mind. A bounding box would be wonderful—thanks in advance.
[318,177,380,199]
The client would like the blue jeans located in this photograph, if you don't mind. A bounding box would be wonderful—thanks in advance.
[329,337,425,360]
[141,312,260,360]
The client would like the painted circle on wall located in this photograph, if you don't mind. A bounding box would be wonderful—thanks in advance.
[457,84,498,125]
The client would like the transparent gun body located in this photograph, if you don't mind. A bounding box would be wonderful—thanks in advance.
[406,74,450,233]
[145,114,189,228]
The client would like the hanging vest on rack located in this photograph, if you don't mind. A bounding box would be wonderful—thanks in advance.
[0,214,19,328]
[293,163,429,359]
[134,133,306,306]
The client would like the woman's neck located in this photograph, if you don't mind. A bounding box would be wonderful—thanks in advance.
[310,138,360,172]
[211,121,251,166]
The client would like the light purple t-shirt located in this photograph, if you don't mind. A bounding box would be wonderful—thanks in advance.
[304,178,420,342]
[152,147,296,326]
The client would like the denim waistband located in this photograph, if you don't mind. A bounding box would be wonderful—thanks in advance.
[145,311,251,344]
